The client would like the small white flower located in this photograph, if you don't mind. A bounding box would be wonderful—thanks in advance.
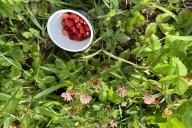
[117,86,127,97]
[80,93,92,104]
[121,101,127,107]
[110,120,117,128]
[144,95,156,104]
[61,91,74,101]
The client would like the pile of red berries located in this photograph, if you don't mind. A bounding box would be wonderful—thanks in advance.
[62,12,91,41]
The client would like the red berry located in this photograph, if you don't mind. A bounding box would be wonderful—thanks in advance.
[77,33,83,38]
[74,17,80,23]
[68,30,74,35]
[77,36,84,41]
[69,34,78,40]
[65,19,74,27]
[79,26,85,34]
[62,13,69,20]
[76,23,81,29]
[79,18,85,24]
[86,31,90,36]
[71,26,78,34]
[62,30,68,36]
[84,31,90,38]
[69,14,78,19]
[84,25,90,32]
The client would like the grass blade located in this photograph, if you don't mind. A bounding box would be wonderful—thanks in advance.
[81,49,102,59]
[34,84,65,99]
[152,4,178,21]
[25,5,43,31]
[103,50,143,69]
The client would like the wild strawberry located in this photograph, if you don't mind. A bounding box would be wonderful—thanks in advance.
[69,14,78,19]
[77,33,83,38]
[62,13,69,20]
[71,26,77,34]
[79,26,85,34]
[62,30,68,36]
[76,23,81,29]
[69,34,78,40]
[65,28,73,35]
[84,25,90,32]
[77,36,84,41]
[79,18,85,24]
[84,31,90,38]
[74,17,80,23]
[65,19,74,27]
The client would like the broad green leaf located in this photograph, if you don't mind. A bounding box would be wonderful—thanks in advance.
[167,39,192,57]
[0,0,25,18]
[34,84,65,99]
[108,87,120,104]
[176,10,192,34]
[0,56,11,67]
[119,50,130,60]
[171,57,188,76]
[156,13,171,24]
[135,47,153,57]
[3,98,19,113]
[149,34,161,51]
[23,28,40,39]
[15,87,24,99]
[99,91,108,102]
[55,58,66,69]
[176,59,188,76]
[135,34,162,66]
[167,35,192,41]
[176,101,192,128]
[160,75,178,82]
[40,65,57,73]
[99,82,109,102]
[1,87,22,113]
[9,66,21,80]
[158,118,185,128]
[116,33,130,43]
[12,49,24,63]
[22,32,33,39]
[127,11,145,32]
[22,115,31,128]
[3,117,12,128]
[145,23,157,37]
[159,23,175,35]
[134,120,139,128]
[175,77,188,95]
[153,63,172,74]
[35,107,60,117]
[42,76,56,84]
[0,93,11,101]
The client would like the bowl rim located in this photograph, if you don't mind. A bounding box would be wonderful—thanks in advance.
[47,9,94,52]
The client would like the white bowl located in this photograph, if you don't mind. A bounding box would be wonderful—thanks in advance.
[47,9,94,52]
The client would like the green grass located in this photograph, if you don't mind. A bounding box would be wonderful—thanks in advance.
[0,0,192,128]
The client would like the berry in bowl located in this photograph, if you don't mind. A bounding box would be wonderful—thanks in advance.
[47,9,93,52]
